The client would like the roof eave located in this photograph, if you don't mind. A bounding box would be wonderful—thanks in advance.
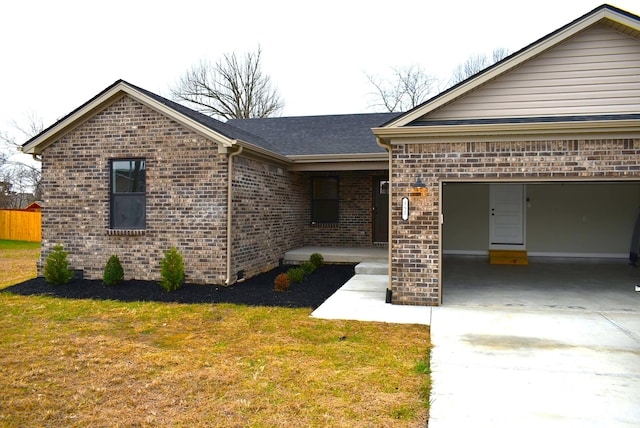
[287,152,389,171]
[233,139,290,164]
[373,118,640,142]
[288,152,387,163]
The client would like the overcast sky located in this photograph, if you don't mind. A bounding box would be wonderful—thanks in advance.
[2,0,639,143]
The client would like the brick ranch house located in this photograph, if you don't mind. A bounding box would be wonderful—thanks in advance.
[22,4,640,305]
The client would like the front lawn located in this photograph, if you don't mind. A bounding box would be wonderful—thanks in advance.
[0,241,431,426]
[0,240,41,288]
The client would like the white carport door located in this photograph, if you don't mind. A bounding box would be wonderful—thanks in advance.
[490,184,525,248]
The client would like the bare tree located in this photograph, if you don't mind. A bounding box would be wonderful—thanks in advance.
[449,48,512,86]
[171,47,284,121]
[0,111,43,208]
[450,54,489,86]
[492,47,511,63]
[366,65,440,112]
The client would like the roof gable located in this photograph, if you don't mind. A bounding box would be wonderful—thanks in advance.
[421,23,640,123]
[22,80,395,162]
[21,80,281,159]
[383,4,640,128]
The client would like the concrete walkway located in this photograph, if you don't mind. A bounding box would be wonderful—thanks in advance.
[311,274,432,324]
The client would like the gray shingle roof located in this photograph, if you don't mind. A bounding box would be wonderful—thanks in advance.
[228,113,400,156]
[23,79,399,159]
[133,81,399,156]
[126,82,281,153]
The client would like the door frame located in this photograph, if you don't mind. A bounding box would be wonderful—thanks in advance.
[372,176,389,243]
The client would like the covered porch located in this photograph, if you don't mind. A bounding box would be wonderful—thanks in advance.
[284,246,387,264]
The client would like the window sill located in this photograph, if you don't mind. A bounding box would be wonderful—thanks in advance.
[107,229,146,236]
[310,222,339,228]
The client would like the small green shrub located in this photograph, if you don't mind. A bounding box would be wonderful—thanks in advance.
[300,261,316,275]
[159,247,185,292]
[286,267,305,283]
[44,244,74,285]
[274,273,290,292]
[103,254,124,286]
[309,253,324,269]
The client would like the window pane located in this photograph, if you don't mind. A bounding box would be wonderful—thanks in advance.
[112,195,145,229]
[311,177,338,223]
[113,160,146,193]
[313,200,338,223]
[313,177,337,199]
[111,159,146,229]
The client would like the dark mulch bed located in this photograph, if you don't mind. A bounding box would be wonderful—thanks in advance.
[1,264,355,309]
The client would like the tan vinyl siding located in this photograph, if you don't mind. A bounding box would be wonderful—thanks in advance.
[421,24,640,121]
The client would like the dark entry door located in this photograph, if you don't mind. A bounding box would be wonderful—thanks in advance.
[373,177,389,243]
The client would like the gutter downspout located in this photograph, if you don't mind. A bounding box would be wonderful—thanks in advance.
[376,137,393,304]
[225,143,243,285]
[17,144,41,162]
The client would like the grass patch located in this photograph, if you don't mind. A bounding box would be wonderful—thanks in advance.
[0,240,40,289]
[0,247,432,426]
[0,297,431,426]
[0,240,41,250]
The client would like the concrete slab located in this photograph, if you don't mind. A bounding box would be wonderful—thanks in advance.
[311,274,432,325]
[429,306,640,427]
[312,256,640,426]
[443,257,640,312]
[284,246,387,264]
[355,261,389,275]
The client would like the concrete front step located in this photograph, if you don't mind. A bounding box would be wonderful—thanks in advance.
[284,247,388,264]
[489,250,529,265]
[355,261,389,275]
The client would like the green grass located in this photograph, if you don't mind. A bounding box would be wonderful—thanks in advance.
[0,240,41,250]
[0,240,41,288]
[0,246,432,426]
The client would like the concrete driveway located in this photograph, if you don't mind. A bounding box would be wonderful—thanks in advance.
[430,259,640,427]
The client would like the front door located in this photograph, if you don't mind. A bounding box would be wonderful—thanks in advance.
[490,184,525,249]
[373,177,389,243]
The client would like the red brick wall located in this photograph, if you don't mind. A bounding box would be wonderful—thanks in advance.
[391,138,640,305]
[40,96,229,283]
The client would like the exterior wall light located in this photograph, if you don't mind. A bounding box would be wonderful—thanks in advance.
[411,176,426,188]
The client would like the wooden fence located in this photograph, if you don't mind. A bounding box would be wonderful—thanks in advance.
[0,210,42,242]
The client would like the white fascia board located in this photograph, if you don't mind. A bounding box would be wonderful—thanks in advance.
[288,152,387,163]
[287,153,389,171]
[373,119,640,143]
[289,161,389,172]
